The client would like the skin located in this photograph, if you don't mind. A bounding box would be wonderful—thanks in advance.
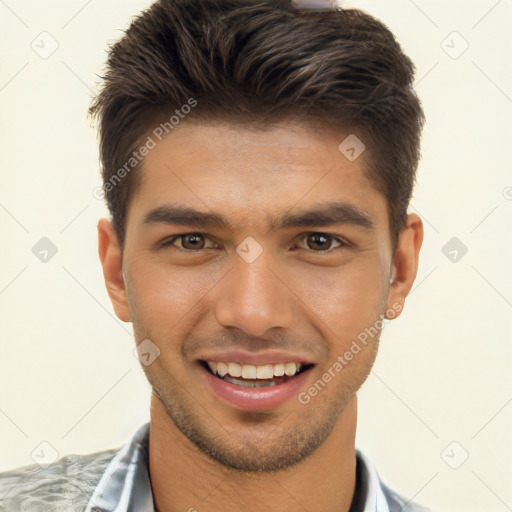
[98,121,423,512]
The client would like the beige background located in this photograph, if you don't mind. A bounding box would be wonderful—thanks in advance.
[1,1,511,511]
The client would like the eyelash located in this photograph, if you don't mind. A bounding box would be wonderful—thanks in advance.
[160,232,349,253]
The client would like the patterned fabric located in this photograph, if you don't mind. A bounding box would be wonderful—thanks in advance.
[0,448,117,511]
[0,422,431,512]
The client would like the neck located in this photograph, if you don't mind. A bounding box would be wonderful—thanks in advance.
[148,393,358,512]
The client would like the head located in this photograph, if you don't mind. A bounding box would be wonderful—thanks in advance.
[92,0,424,472]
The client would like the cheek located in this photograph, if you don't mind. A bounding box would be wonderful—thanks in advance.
[292,257,388,350]
[126,259,225,340]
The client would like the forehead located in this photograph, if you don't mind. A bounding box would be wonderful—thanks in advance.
[144,121,338,177]
[128,121,387,230]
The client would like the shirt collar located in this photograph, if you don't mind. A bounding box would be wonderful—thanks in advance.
[355,449,391,512]
[85,422,392,512]
[84,422,155,512]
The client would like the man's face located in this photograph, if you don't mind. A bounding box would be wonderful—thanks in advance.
[104,121,403,471]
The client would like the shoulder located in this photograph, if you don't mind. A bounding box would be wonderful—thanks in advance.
[0,447,118,512]
[355,449,433,512]
[381,481,433,512]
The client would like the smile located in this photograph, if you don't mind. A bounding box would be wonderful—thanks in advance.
[200,359,314,410]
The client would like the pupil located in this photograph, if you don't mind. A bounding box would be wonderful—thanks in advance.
[309,233,330,250]
[184,233,203,249]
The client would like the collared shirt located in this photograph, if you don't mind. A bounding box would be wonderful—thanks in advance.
[0,422,431,512]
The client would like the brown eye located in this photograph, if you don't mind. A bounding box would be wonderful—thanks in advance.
[298,233,345,252]
[180,233,205,250]
[161,232,218,251]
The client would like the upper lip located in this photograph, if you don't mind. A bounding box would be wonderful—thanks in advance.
[197,349,315,366]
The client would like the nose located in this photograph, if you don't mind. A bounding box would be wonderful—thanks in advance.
[214,250,295,337]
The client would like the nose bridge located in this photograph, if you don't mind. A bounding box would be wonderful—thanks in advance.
[214,246,294,336]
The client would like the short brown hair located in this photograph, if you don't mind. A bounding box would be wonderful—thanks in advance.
[89,0,424,249]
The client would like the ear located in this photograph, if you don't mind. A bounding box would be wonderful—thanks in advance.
[97,218,131,322]
[385,213,423,319]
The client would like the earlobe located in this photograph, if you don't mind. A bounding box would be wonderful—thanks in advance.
[97,218,132,322]
[385,213,423,318]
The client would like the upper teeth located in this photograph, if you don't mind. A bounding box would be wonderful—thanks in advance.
[207,361,303,379]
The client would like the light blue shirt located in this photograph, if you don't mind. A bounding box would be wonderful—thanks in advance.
[0,422,431,511]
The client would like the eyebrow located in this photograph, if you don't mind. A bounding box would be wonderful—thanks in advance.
[143,201,374,232]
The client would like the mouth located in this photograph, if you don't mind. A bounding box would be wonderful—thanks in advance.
[199,359,315,411]
[201,360,313,387]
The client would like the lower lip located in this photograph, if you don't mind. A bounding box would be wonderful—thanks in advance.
[201,364,312,412]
